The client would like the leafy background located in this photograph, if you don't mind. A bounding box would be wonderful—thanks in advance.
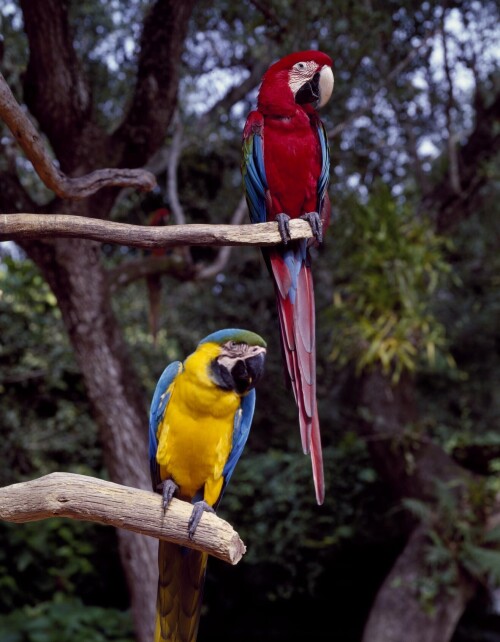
[1,0,499,640]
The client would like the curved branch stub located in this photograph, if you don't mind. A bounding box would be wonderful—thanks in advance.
[0,72,156,199]
[0,472,246,565]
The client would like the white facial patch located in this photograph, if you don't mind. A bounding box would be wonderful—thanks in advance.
[218,344,266,371]
[288,60,318,96]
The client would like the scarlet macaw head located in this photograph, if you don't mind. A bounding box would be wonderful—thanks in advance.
[257,50,334,116]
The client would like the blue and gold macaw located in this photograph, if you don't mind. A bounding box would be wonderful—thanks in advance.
[149,329,267,642]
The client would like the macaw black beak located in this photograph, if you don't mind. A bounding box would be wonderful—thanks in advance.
[231,351,266,394]
[211,348,266,394]
[295,72,321,106]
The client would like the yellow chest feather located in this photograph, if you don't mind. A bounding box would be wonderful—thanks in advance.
[155,346,240,505]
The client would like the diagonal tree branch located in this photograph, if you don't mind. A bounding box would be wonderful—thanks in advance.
[0,472,246,565]
[107,254,194,292]
[248,0,286,34]
[107,197,252,289]
[196,59,269,130]
[362,525,477,642]
[0,72,156,199]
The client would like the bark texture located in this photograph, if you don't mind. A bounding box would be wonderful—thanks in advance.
[353,371,480,641]
[0,213,315,247]
[1,2,196,640]
[0,473,246,565]
[362,526,477,642]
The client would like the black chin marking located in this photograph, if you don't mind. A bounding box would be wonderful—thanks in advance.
[210,360,234,391]
[210,352,266,394]
[295,72,320,105]
[231,359,253,394]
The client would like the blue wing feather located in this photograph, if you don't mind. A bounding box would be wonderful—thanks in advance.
[317,121,330,210]
[214,389,256,509]
[242,113,268,224]
[149,360,182,488]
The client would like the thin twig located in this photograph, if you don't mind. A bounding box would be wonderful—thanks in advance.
[196,196,249,279]
[167,110,187,226]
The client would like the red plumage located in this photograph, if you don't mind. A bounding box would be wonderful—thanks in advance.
[242,51,334,505]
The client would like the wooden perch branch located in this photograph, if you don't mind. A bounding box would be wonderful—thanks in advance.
[0,72,156,199]
[0,472,245,565]
[0,213,314,248]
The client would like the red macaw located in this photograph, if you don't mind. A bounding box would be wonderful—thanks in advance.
[242,51,334,505]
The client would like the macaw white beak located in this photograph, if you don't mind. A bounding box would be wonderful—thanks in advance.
[317,64,334,109]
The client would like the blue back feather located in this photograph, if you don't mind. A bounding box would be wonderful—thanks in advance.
[242,121,268,224]
[149,360,182,488]
[215,390,256,508]
[317,121,330,210]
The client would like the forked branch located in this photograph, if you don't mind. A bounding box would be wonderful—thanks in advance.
[0,72,156,199]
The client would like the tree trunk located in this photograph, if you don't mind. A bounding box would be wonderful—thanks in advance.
[363,526,477,642]
[23,232,157,642]
[4,2,197,639]
[353,370,479,641]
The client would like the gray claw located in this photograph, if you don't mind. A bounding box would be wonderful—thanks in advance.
[300,212,323,243]
[275,213,291,244]
[188,500,215,539]
[157,479,178,510]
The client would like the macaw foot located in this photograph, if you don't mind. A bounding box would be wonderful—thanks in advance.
[188,501,215,539]
[275,213,291,245]
[157,479,178,510]
[300,211,323,243]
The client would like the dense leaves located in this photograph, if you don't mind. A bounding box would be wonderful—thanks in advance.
[328,184,454,381]
[1,0,499,640]
[0,599,134,642]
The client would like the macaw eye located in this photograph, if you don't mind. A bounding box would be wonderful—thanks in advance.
[294,62,306,71]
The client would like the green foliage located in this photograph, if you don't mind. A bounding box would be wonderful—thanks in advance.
[0,519,126,612]
[1,0,499,639]
[402,477,500,613]
[219,434,392,600]
[0,258,100,485]
[0,258,127,620]
[414,186,500,460]
[327,184,454,381]
[0,599,133,642]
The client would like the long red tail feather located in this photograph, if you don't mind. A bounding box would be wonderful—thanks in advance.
[270,249,324,503]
